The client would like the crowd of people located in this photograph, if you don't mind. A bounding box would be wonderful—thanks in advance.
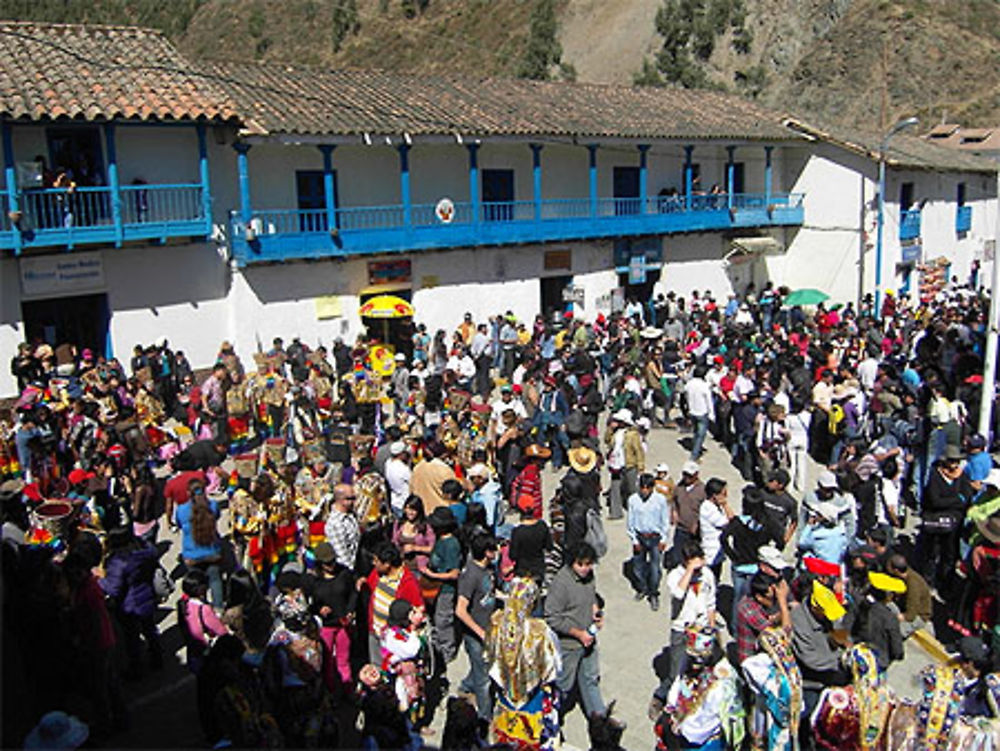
[3,277,1000,750]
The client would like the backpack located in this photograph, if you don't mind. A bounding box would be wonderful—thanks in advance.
[584,508,608,559]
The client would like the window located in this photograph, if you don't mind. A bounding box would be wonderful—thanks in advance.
[899,182,915,211]
[957,182,966,206]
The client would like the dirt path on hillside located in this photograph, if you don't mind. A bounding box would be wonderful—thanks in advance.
[559,0,662,84]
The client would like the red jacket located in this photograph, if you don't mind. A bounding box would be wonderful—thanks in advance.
[366,566,424,633]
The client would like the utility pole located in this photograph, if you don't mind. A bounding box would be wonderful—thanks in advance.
[977,168,1000,440]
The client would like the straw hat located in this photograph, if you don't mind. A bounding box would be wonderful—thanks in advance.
[567,446,597,474]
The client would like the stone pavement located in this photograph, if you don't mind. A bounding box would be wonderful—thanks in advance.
[111,421,940,750]
[437,422,939,750]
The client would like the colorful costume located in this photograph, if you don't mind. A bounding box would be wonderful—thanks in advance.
[742,627,803,751]
[485,577,561,750]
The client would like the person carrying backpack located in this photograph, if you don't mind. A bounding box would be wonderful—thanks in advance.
[178,569,229,674]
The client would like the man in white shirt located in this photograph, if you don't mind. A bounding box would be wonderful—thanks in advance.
[684,365,715,461]
[383,441,412,518]
[489,385,527,436]
[651,540,717,710]
[699,478,734,578]
[857,348,880,393]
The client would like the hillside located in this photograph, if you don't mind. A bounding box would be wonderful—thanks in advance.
[0,0,997,129]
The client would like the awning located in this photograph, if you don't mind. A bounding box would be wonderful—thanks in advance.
[729,236,783,255]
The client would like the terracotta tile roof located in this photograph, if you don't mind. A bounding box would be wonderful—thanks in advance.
[205,60,797,142]
[0,22,241,123]
[784,117,997,174]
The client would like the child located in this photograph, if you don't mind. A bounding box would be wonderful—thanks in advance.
[380,599,428,722]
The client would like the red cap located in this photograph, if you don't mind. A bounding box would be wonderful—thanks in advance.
[713,355,725,365]
[68,468,95,485]
[543,376,557,387]
[803,556,841,577]
[965,374,984,384]
[512,384,523,394]
[22,483,42,501]
[107,444,127,458]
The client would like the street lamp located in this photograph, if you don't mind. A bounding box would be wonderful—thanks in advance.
[874,116,919,318]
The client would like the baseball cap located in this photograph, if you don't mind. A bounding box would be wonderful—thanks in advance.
[681,460,700,476]
[758,544,790,571]
[817,470,838,490]
[811,582,847,622]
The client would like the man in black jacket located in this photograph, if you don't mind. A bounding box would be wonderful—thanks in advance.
[919,446,973,593]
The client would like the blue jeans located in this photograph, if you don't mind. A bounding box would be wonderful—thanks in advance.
[189,560,224,607]
[632,534,662,596]
[460,633,492,720]
[557,645,606,718]
[690,415,709,460]
[730,568,754,628]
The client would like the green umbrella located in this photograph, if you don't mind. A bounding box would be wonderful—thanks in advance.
[783,288,829,307]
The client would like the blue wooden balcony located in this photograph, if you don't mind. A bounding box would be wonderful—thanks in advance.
[956,205,972,234]
[0,183,212,253]
[899,209,921,241]
[230,192,804,265]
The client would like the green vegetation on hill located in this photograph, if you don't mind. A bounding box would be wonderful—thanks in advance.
[0,0,996,128]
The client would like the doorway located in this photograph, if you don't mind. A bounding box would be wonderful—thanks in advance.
[540,275,573,318]
[482,169,515,221]
[613,166,640,215]
[296,170,337,231]
[22,293,110,358]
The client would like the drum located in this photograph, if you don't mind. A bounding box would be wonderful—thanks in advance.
[31,500,74,539]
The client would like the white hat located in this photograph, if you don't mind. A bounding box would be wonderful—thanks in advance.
[611,409,633,425]
[813,501,840,524]
[394,353,407,362]
[636,416,651,430]
[654,462,670,475]
[817,470,838,490]
[389,441,407,456]
[681,460,700,476]
[467,463,490,479]
[758,544,790,571]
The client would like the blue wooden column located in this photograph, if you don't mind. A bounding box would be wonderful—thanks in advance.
[318,144,337,232]
[684,145,694,210]
[196,124,213,237]
[638,144,650,214]
[2,121,22,255]
[467,144,480,224]
[103,123,123,246]
[530,144,543,221]
[726,146,736,210]
[398,144,411,228]
[764,146,773,206]
[233,142,252,225]
[588,145,598,217]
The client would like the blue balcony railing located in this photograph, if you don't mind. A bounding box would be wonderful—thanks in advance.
[0,183,211,253]
[956,205,972,234]
[900,209,922,241]
[231,191,804,265]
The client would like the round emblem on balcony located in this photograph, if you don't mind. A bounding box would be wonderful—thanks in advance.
[435,198,455,224]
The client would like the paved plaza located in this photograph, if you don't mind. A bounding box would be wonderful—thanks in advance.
[108,418,942,750]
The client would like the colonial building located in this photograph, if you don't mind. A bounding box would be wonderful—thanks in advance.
[0,22,995,395]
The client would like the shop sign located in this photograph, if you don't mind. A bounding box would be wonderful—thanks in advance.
[368,259,411,285]
[20,251,105,298]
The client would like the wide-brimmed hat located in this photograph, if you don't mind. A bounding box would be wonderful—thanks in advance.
[811,582,847,622]
[523,444,552,460]
[25,711,89,750]
[941,445,965,462]
[567,446,597,474]
[976,513,1000,544]
[758,544,790,571]
[611,409,633,425]
[869,571,907,594]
